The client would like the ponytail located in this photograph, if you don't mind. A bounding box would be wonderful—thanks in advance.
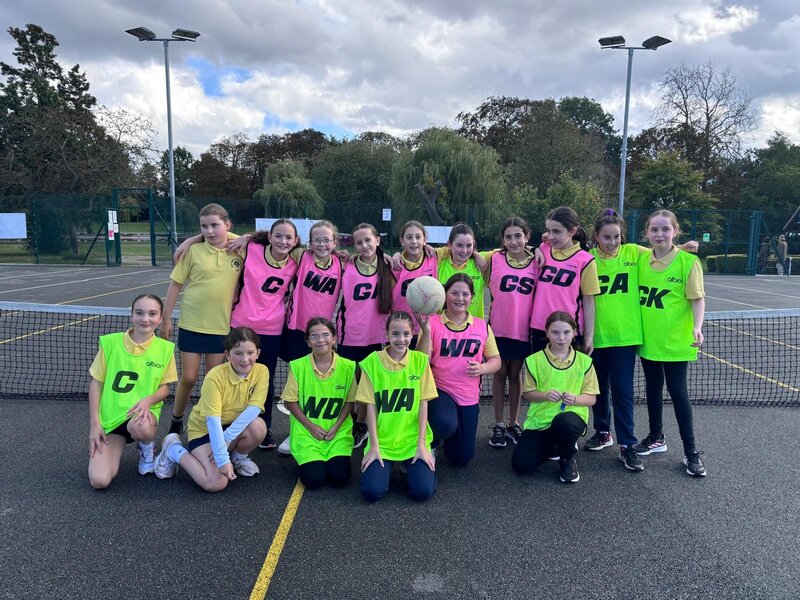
[375,245,396,314]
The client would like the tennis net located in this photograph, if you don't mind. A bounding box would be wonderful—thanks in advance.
[1,301,798,407]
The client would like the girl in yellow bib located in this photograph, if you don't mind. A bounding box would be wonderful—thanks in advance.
[357,312,438,502]
[512,311,599,484]
[88,294,177,489]
[282,318,358,489]
[161,203,242,436]
[633,210,707,477]
[154,327,268,492]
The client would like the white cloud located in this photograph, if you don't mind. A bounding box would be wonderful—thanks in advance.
[675,4,759,43]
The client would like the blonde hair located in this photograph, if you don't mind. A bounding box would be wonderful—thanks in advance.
[199,203,231,222]
[645,209,680,235]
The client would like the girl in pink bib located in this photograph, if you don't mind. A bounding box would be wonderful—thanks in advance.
[418,273,501,466]
[391,221,438,338]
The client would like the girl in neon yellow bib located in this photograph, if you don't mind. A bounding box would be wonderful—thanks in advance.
[283,318,358,489]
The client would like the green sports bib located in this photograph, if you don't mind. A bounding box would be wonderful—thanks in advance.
[523,350,592,431]
[360,350,433,461]
[99,333,175,433]
[591,244,643,348]
[288,355,357,465]
[638,250,699,362]
[438,257,485,318]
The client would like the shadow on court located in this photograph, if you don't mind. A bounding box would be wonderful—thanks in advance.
[2,402,799,600]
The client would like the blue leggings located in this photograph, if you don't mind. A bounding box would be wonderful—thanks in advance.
[256,334,281,429]
[591,345,637,446]
[360,458,436,502]
[427,392,480,466]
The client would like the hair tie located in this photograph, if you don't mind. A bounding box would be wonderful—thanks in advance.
[603,209,616,216]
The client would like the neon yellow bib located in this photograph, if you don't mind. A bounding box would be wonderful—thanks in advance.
[638,250,698,361]
[438,257,485,318]
[359,350,433,461]
[99,333,175,433]
[288,354,356,465]
[523,350,591,430]
[591,244,643,348]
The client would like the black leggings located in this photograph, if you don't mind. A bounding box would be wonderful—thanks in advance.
[511,412,586,475]
[298,456,351,489]
[640,358,696,454]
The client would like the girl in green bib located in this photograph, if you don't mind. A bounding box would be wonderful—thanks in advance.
[282,318,358,489]
[88,294,177,489]
[358,312,438,502]
[512,311,598,484]
[634,210,707,477]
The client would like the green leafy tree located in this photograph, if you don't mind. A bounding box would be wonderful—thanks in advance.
[158,146,194,198]
[388,127,508,240]
[254,160,323,219]
[629,152,717,212]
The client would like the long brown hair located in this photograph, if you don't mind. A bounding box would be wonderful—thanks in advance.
[353,223,395,314]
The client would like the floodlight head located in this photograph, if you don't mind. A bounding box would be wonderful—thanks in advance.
[172,28,201,41]
[126,27,157,41]
[642,35,671,50]
[599,36,626,48]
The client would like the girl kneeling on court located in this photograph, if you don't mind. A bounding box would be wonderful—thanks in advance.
[88,294,178,489]
[282,318,358,489]
[512,311,599,484]
[154,327,269,492]
[358,312,437,502]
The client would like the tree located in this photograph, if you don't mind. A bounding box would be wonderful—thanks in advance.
[158,146,194,198]
[557,96,621,166]
[388,127,508,240]
[311,138,399,232]
[253,160,323,219]
[653,62,759,189]
[456,96,540,163]
[628,152,717,212]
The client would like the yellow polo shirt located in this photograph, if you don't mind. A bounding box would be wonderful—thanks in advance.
[647,247,704,299]
[170,241,242,335]
[522,346,599,395]
[89,329,178,384]
[355,349,438,404]
[187,362,269,441]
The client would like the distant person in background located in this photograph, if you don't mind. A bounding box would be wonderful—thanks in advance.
[776,234,789,276]
[756,237,770,275]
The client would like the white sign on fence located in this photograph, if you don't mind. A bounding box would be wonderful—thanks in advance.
[0,213,26,239]
[425,226,452,244]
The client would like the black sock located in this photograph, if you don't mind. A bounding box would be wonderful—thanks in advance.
[168,416,183,435]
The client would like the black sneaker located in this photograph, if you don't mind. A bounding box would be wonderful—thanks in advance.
[353,422,368,449]
[683,451,707,477]
[505,423,523,445]
[619,446,644,471]
[558,457,580,483]
[584,431,613,451]
[489,424,507,448]
[258,429,276,450]
[633,433,667,456]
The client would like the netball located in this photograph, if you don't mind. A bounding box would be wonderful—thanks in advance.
[405,276,446,315]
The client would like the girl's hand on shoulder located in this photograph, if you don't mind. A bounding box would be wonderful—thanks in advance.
[534,246,545,268]
[226,234,249,255]
[333,249,349,261]
[691,328,704,347]
[423,244,435,258]
[361,447,383,472]
[547,390,563,403]
[682,240,700,253]
[218,462,237,481]
[172,238,193,263]
[308,423,328,441]
[561,393,577,406]
[412,443,435,471]
[466,360,483,377]
[88,423,108,458]
[390,252,404,271]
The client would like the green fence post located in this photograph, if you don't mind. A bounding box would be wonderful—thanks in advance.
[746,211,760,275]
[148,188,157,266]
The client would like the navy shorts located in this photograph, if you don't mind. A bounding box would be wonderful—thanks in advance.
[107,420,135,444]
[187,423,230,452]
[495,336,531,360]
[279,326,311,363]
[337,343,383,364]
[178,328,226,354]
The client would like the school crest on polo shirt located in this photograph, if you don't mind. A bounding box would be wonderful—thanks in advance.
[231,257,242,271]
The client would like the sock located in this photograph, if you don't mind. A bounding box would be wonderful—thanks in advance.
[138,441,155,455]
[496,422,505,427]
[168,416,183,435]
[167,442,188,464]
[231,450,247,462]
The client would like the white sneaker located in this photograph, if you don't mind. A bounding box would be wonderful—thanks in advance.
[232,454,260,477]
[137,442,156,475]
[277,436,292,456]
[154,433,181,479]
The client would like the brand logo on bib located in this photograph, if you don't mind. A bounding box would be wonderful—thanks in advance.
[145,361,164,369]
[666,276,683,283]
[623,261,637,266]
[408,374,421,381]
[335,384,347,390]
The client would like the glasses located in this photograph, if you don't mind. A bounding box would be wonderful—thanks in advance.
[308,332,333,341]
[312,238,334,245]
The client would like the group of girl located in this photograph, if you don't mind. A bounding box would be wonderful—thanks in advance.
[87,203,708,498]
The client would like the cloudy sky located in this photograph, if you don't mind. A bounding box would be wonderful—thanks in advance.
[2,0,798,156]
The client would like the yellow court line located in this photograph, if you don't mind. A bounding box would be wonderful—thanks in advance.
[0,315,100,345]
[706,322,800,351]
[57,280,172,305]
[700,350,800,393]
[250,480,305,600]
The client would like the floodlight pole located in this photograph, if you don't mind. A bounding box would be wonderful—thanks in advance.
[619,48,634,217]
[163,40,178,255]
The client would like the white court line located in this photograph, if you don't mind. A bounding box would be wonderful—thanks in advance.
[0,267,90,281]
[0,269,156,294]
[704,295,770,310]
[706,281,800,301]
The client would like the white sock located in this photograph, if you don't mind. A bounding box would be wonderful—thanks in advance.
[167,443,187,464]
[231,450,247,462]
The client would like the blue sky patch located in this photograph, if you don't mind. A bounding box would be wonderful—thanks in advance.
[186,57,251,97]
